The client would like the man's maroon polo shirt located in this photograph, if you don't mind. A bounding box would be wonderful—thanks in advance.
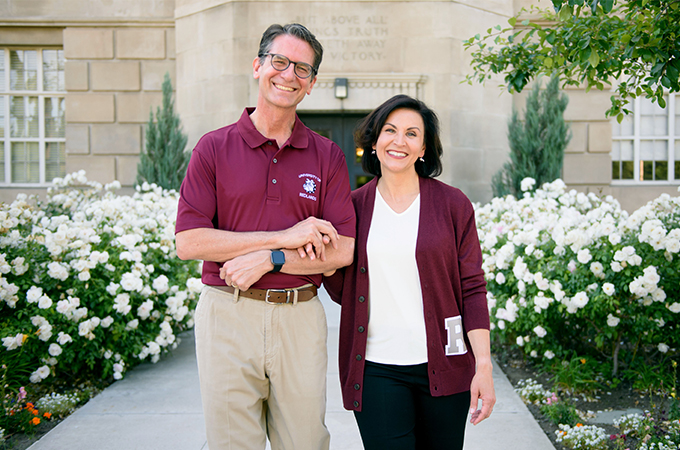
[176,108,356,289]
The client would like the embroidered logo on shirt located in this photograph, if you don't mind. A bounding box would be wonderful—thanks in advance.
[298,173,321,201]
[303,178,317,194]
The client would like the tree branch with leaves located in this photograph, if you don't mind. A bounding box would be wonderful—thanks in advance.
[463,0,680,121]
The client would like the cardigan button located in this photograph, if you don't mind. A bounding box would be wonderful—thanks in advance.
[360,267,366,273]
[358,296,365,302]
[358,326,365,333]
[356,354,362,361]
[354,383,361,390]
[353,401,359,407]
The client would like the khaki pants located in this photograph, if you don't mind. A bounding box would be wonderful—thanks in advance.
[195,285,330,450]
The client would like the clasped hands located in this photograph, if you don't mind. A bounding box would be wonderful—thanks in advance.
[219,217,339,291]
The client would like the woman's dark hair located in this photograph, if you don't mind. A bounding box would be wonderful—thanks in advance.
[355,94,443,178]
[257,23,323,74]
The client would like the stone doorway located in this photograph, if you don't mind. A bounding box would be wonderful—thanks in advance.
[298,112,372,190]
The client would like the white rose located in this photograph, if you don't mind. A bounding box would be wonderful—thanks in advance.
[26,286,43,303]
[577,249,592,264]
[533,326,547,338]
[668,303,680,313]
[602,283,615,296]
[544,350,555,360]
[57,332,72,345]
[658,343,669,353]
[48,343,62,356]
[38,295,53,309]
[606,314,620,327]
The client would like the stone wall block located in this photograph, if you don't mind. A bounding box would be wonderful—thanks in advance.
[142,60,176,91]
[116,156,141,186]
[65,124,89,154]
[66,156,116,184]
[91,124,141,155]
[66,94,115,123]
[588,122,613,153]
[117,93,163,123]
[63,28,113,59]
[166,28,176,59]
[563,153,612,184]
[91,61,141,91]
[565,122,587,153]
[116,28,166,59]
[65,61,88,91]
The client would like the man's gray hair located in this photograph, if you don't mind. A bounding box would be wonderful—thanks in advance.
[257,23,323,74]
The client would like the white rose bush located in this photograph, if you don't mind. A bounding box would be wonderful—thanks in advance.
[0,171,201,435]
[476,178,679,387]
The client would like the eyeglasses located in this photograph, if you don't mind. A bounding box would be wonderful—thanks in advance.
[261,53,316,79]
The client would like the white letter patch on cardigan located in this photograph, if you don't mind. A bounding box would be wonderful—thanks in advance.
[444,316,467,356]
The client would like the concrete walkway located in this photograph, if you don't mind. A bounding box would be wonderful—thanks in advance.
[28,289,555,450]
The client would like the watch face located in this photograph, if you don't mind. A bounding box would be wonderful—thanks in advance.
[271,250,285,271]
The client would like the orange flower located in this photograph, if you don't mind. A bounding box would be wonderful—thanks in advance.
[32,409,39,415]
[580,358,586,364]
[576,423,584,427]
[43,412,52,419]
[30,417,40,426]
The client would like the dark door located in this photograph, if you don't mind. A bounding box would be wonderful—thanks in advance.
[298,113,373,189]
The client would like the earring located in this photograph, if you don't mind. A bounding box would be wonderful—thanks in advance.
[419,157,424,162]
[372,150,376,155]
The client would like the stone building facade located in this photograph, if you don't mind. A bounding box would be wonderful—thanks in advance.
[1,0,678,211]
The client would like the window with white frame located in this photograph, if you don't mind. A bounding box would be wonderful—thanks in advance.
[0,48,65,186]
[611,93,680,183]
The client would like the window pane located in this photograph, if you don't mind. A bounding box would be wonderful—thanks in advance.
[0,96,4,138]
[676,95,680,138]
[676,141,680,180]
[0,49,5,91]
[640,140,667,161]
[0,142,4,182]
[45,97,65,137]
[639,96,668,136]
[10,96,38,138]
[612,109,634,136]
[11,141,39,183]
[43,50,65,92]
[612,161,620,180]
[612,140,634,160]
[655,161,668,180]
[45,141,65,181]
[621,161,634,179]
[10,50,37,91]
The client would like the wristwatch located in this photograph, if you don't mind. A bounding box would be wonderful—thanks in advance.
[270,250,285,273]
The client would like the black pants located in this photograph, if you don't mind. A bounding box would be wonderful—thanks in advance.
[354,361,470,450]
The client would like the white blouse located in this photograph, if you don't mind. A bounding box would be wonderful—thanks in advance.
[365,188,428,365]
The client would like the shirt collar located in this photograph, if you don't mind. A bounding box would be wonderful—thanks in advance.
[237,107,309,150]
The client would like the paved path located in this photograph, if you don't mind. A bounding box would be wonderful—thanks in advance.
[28,289,555,450]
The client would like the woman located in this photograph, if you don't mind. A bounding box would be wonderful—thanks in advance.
[323,95,495,450]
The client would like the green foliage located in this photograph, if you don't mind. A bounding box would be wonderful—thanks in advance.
[492,76,570,198]
[137,72,190,191]
[550,355,605,395]
[540,399,581,427]
[464,0,680,120]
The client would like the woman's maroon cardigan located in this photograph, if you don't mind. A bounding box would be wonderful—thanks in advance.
[323,176,490,411]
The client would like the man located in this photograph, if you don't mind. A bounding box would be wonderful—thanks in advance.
[175,23,356,450]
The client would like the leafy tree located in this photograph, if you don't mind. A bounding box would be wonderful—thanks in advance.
[492,76,571,198]
[137,72,190,191]
[464,0,680,121]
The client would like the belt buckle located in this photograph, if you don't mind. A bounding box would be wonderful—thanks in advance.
[265,288,291,305]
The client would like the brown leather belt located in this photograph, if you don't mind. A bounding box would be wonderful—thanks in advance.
[215,285,318,304]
